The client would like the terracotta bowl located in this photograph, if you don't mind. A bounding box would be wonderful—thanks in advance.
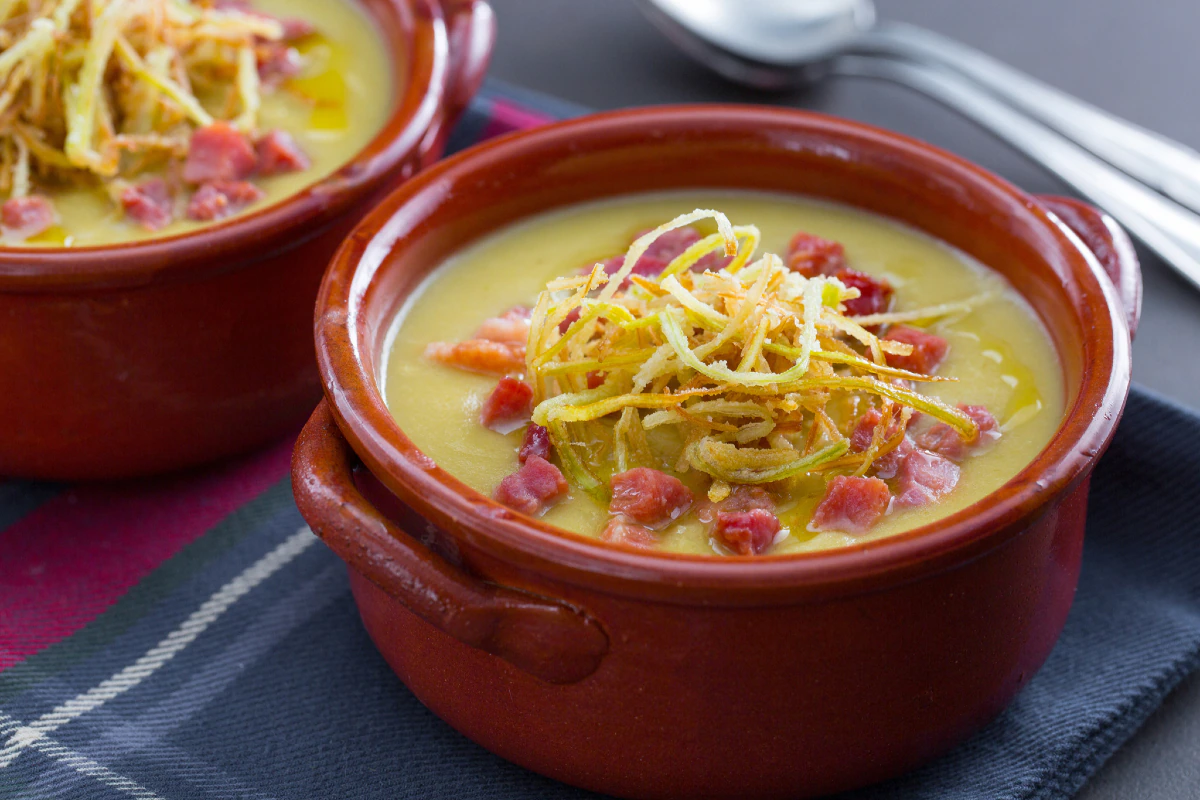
[0,0,493,480]
[293,106,1140,800]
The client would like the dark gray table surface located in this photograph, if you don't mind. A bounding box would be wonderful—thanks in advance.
[485,0,1200,797]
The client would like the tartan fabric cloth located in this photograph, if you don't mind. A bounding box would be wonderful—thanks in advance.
[2,80,1199,800]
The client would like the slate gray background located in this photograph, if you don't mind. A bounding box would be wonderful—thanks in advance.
[485,1,1200,797]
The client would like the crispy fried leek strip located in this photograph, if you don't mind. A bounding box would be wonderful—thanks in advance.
[687,438,849,484]
[66,0,133,172]
[547,419,607,501]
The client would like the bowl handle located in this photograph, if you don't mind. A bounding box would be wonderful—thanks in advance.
[1037,194,1142,338]
[292,401,609,685]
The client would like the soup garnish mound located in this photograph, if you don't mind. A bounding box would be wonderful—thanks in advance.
[422,208,1012,556]
[0,0,387,245]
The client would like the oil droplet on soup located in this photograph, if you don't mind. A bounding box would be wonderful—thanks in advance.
[383,192,1066,555]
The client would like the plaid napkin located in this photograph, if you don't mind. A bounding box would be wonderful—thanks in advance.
[2,81,1199,800]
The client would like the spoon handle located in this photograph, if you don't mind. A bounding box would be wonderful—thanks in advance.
[854,22,1200,215]
[832,55,1200,292]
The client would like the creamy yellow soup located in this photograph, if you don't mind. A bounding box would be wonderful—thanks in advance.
[21,0,393,247]
[384,192,1065,555]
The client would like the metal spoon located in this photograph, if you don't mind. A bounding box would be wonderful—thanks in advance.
[637,0,1200,290]
[638,0,1200,215]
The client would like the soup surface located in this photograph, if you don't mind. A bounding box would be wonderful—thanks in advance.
[3,0,393,247]
[384,192,1065,555]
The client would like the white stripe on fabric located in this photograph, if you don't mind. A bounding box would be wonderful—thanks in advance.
[0,526,316,770]
[0,710,164,800]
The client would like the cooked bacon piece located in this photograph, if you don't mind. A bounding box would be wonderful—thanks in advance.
[631,225,729,272]
[257,43,303,84]
[1,195,55,239]
[480,377,533,433]
[493,455,568,516]
[785,231,845,277]
[519,424,551,463]
[893,448,961,509]
[557,306,581,334]
[609,467,693,528]
[475,306,531,345]
[696,484,777,523]
[848,408,915,478]
[586,371,605,389]
[255,130,311,176]
[850,408,899,452]
[872,438,916,480]
[596,253,668,288]
[715,508,781,556]
[810,476,891,534]
[601,518,658,549]
[917,404,1001,462]
[836,268,893,317]
[119,179,174,230]
[424,339,525,376]
[883,325,950,375]
[183,123,258,184]
[186,180,265,221]
[587,225,732,287]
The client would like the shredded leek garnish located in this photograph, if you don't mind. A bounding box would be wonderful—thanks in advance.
[510,209,985,495]
[0,0,299,202]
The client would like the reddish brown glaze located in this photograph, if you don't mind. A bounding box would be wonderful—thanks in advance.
[0,0,494,480]
[294,107,1139,799]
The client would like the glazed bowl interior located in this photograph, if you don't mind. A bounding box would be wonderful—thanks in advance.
[319,106,1131,596]
[0,0,438,288]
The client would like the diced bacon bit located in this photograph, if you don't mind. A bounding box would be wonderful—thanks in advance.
[1,195,55,239]
[183,122,258,184]
[849,408,901,453]
[714,508,781,556]
[558,306,581,334]
[424,339,525,376]
[584,226,732,287]
[518,424,551,463]
[186,180,265,222]
[586,371,606,389]
[601,518,658,549]
[872,437,915,480]
[120,179,174,230]
[596,253,668,288]
[917,404,1001,462]
[883,325,950,375]
[696,484,776,523]
[255,130,311,176]
[480,377,533,433]
[785,231,845,277]
[257,43,303,84]
[493,455,568,516]
[810,476,892,534]
[836,268,893,317]
[893,448,961,509]
[609,467,694,528]
[475,306,532,345]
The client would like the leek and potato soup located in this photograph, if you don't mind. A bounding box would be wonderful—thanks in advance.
[384,193,1064,556]
[0,0,392,246]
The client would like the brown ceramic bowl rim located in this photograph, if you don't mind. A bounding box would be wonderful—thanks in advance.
[317,105,1132,596]
[0,0,448,291]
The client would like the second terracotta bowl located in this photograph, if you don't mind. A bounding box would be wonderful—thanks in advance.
[294,106,1138,799]
[0,0,493,480]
